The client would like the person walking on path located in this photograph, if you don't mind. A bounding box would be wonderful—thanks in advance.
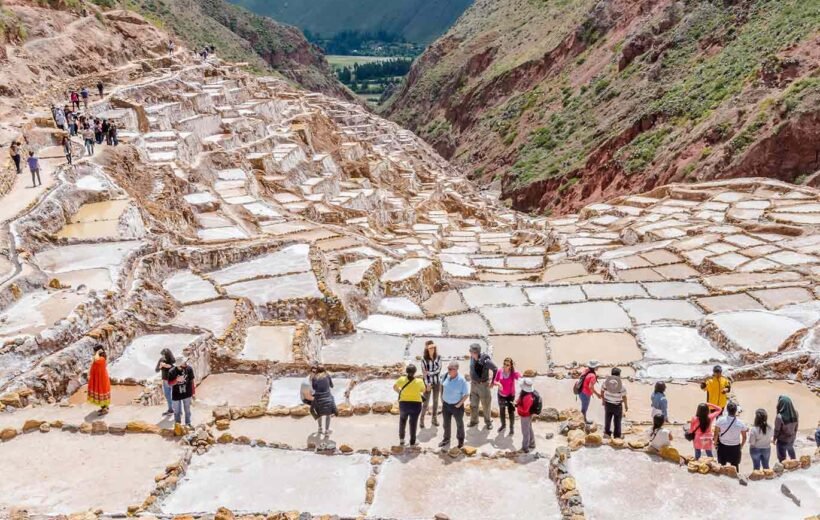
[494,357,520,434]
[80,86,90,110]
[168,358,196,427]
[168,40,175,57]
[420,340,442,428]
[650,381,669,423]
[516,377,538,453]
[70,90,80,111]
[714,401,747,470]
[62,135,72,165]
[468,343,497,430]
[9,141,21,174]
[701,365,731,410]
[27,151,41,188]
[154,348,176,416]
[107,123,118,146]
[87,346,111,415]
[54,106,66,130]
[574,360,601,424]
[749,408,773,470]
[97,80,104,97]
[689,402,721,459]
[439,361,469,449]
[308,363,337,435]
[82,125,95,156]
[394,364,427,446]
[648,413,673,451]
[601,367,628,439]
[774,395,799,462]
[67,110,78,136]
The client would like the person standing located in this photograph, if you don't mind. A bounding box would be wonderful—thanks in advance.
[61,135,72,165]
[107,123,118,146]
[439,361,469,449]
[82,124,95,156]
[87,347,111,415]
[689,402,722,459]
[774,395,799,462]
[701,365,731,410]
[27,151,42,188]
[420,340,442,428]
[494,357,520,434]
[648,413,673,451]
[714,401,747,470]
[650,381,669,423]
[80,86,90,110]
[308,364,337,434]
[70,90,80,111]
[97,80,104,97]
[394,364,427,446]
[601,367,628,439]
[516,377,537,452]
[168,358,196,427]
[9,141,21,174]
[468,343,497,430]
[749,408,773,471]
[168,39,175,57]
[54,106,66,130]
[154,348,176,416]
[575,360,601,424]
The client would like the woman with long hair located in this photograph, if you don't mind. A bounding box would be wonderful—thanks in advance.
[309,364,337,435]
[87,346,111,415]
[650,381,668,422]
[493,357,520,434]
[649,413,673,450]
[394,364,427,446]
[688,402,721,459]
[420,340,441,428]
[774,395,799,462]
[749,408,773,470]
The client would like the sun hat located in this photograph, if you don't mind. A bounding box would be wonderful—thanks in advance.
[521,378,534,392]
[588,360,600,369]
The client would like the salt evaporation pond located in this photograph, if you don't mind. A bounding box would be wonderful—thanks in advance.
[570,449,819,519]
[479,305,548,333]
[708,311,805,353]
[638,326,726,363]
[377,297,423,316]
[209,244,311,285]
[163,270,219,304]
[172,299,236,337]
[161,446,370,516]
[267,376,350,408]
[0,433,182,514]
[0,290,84,340]
[321,332,408,366]
[240,325,295,361]
[108,333,200,381]
[195,373,268,407]
[348,379,395,405]
[357,314,442,336]
[369,455,561,520]
[380,258,431,282]
[549,302,631,332]
[34,240,143,274]
[444,312,490,336]
[224,272,323,305]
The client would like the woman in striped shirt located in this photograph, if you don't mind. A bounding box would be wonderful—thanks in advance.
[420,340,442,428]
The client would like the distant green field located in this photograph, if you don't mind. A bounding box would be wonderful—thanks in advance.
[327,55,393,69]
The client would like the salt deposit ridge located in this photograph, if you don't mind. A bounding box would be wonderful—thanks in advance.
[0,52,818,520]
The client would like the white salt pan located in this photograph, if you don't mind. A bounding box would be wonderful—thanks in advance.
[357,314,442,336]
[163,270,218,304]
[638,326,726,363]
[108,333,199,381]
[210,244,311,285]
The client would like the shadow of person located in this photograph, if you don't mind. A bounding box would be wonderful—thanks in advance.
[417,424,439,443]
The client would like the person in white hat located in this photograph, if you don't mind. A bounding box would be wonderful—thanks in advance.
[515,377,540,452]
[574,360,602,424]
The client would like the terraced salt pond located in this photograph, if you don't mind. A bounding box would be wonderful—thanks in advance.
[0,290,85,341]
[163,270,219,304]
[239,325,295,361]
[108,333,200,381]
[171,299,236,337]
[571,449,819,519]
[321,332,408,366]
[161,446,370,516]
[55,200,132,240]
[0,433,182,515]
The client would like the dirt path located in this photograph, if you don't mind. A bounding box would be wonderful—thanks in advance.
[22,16,95,51]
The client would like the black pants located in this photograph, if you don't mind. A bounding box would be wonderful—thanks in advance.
[604,401,623,438]
[399,401,422,445]
[11,154,21,174]
[717,442,742,469]
[30,167,41,187]
[442,402,465,446]
[498,394,515,428]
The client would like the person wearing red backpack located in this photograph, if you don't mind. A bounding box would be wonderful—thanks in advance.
[574,360,602,425]
[516,377,540,453]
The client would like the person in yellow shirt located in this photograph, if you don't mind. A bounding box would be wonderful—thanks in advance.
[394,364,428,446]
[701,365,732,409]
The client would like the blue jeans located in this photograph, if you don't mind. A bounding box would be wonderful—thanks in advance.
[173,397,192,426]
[579,392,591,421]
[750,447,771,470]
[162,380,173,412]
[776,440,796,462]
[694,449,713,460]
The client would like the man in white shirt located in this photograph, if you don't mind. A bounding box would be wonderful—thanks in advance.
[714,401,748,470]
[601,367,628,439]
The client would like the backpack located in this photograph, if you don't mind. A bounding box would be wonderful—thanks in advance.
[573,371,589,395]
[529,390,543,415]
[603,376,623,395]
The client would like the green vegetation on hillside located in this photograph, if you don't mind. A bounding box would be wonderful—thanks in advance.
[230,0,473,45]
[329,56,413,106]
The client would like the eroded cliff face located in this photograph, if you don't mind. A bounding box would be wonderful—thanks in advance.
[383,0,820,215]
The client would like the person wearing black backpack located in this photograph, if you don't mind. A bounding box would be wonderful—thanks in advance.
[393,364,428,446]
[573,360,601,425]
[515,378,540,453]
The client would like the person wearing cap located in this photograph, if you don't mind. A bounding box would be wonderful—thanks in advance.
[701,365,731,410]
[468,343,497,429]
[516,377,537,452]
[167,358,196,427]
[439,361,469,448]
[578,360,602,425]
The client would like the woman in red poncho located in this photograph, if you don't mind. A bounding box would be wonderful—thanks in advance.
[87,347,111,415]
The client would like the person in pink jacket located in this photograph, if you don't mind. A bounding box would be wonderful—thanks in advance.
[689,402,722,459]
